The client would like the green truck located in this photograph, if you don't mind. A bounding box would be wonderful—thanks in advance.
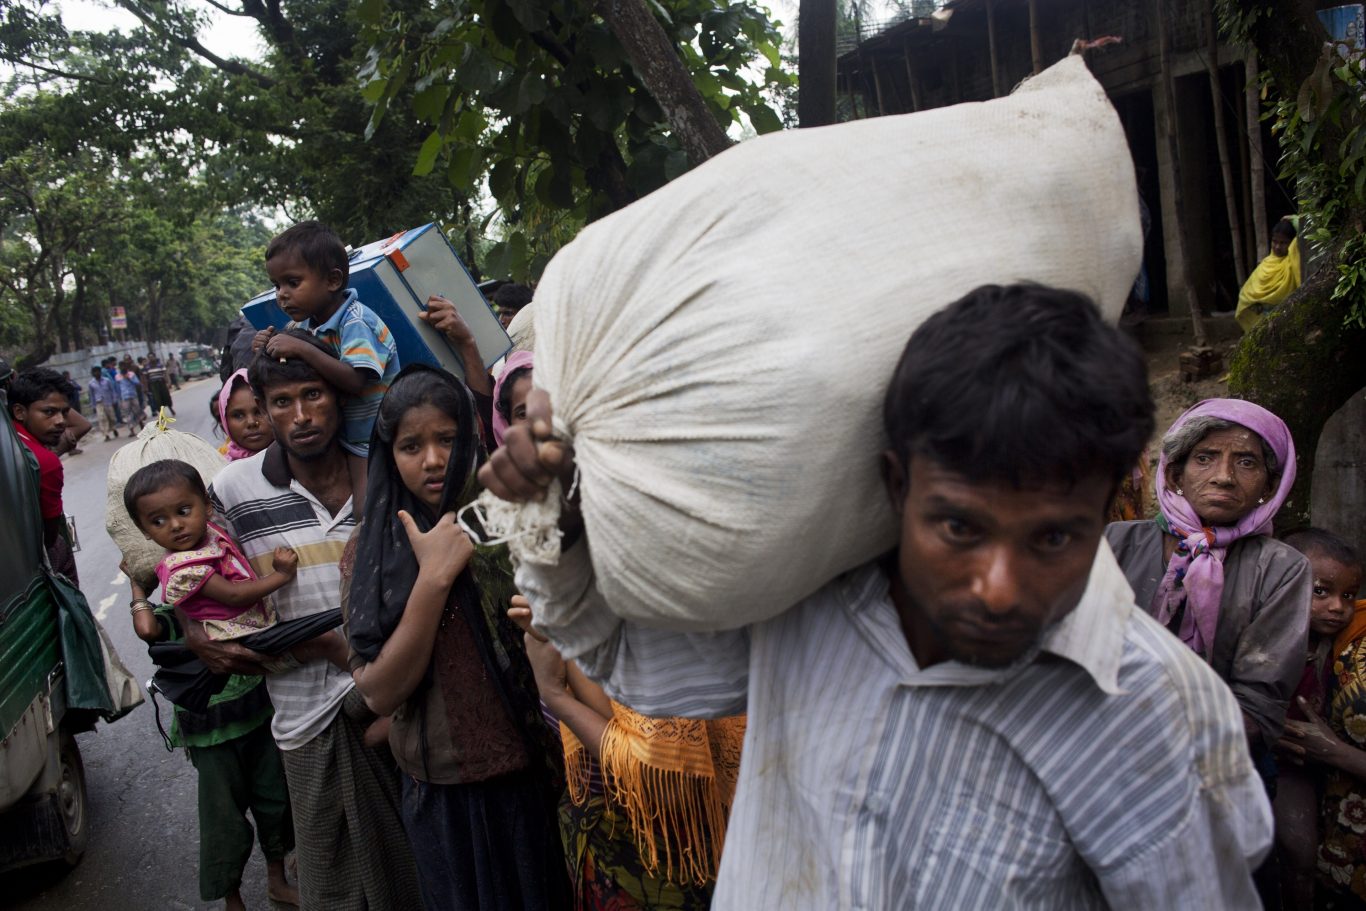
[0,394,91,872]
[178,345,217,378]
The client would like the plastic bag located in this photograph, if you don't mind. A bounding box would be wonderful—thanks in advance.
[106,416,227,590]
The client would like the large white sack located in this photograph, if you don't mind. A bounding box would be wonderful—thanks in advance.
[506,303,535,353]
[511,55,1142,630]
[107,422,227,589]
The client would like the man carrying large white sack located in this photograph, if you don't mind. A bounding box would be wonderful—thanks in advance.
[484,283,1272,909]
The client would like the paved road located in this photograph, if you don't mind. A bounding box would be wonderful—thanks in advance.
[5,375,283,911]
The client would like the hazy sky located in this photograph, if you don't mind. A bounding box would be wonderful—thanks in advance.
[53,0,266,59]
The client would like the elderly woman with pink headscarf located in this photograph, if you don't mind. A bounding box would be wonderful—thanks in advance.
[1106,399,1310,769]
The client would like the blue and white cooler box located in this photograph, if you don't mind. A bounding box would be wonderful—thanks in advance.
[241,223,512,378]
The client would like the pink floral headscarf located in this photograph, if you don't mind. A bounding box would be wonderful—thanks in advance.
[491,351,535,449]
[1153,398,1296,657]
[217,369,256,462]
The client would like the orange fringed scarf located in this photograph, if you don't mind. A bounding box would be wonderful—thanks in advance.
[1334,600,1366,660]
[562,701,746,886]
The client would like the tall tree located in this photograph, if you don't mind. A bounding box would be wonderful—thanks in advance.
[360,0,790,279]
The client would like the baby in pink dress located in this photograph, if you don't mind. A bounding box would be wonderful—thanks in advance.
[156,520,288,639]
[125,459,297,641]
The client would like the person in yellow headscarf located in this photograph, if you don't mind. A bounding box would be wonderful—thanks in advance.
[1237,216,1301,331]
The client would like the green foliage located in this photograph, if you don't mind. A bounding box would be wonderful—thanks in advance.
[1218,3,1366,328]
[0,90,271,359]
[358,0,793,280]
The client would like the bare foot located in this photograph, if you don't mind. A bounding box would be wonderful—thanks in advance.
[267,859,301,907]
[224,887,246,911]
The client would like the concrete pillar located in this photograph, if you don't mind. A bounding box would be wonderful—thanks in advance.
[1153,82,1192,317]
[1312,388,1366,559]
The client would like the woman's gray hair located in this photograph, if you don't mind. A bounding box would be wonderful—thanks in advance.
[1162,415,1280,479]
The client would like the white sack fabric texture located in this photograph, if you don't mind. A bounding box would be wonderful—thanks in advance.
[520,55,1143,630]
[106,423,227,589]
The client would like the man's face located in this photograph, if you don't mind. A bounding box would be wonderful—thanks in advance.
[1271,234,1292,257]
[261,378,340,461]
[12,392,70,447]
[266,250,343,323]
[884,455,1112,668]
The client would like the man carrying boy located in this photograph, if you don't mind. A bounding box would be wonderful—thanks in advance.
[251,221,399,511]
[190,331,419,910]
[491,284,1273,908]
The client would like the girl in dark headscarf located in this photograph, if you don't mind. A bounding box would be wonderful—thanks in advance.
[343,364,570,911]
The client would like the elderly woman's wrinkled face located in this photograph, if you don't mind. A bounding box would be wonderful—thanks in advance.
[1172,424,1275,526]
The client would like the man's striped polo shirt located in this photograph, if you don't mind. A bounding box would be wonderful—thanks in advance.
[208,444,356,750]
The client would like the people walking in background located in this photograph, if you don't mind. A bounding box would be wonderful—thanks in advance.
[88,367,119,441]
[117,366,146,432]
[144,354,175,416]
[168,353,183,390]
[103,356,124,425]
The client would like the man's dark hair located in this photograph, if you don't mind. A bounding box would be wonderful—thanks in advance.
[1283,527,1361,572]
[266,220,350,286]
[883,283,1154,490]
[493,283,533,312]
[9,367,70,410]
[123,459,208,529]
[90,367,102,379]
[248,329,338,399]
[1272,218,1297,240]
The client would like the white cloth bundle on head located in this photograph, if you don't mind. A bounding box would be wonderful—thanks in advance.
[106,421,228,589]
[506,303,535,353]
[481,55,1143,630]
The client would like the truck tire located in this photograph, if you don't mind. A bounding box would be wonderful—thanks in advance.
[56,733,89,866]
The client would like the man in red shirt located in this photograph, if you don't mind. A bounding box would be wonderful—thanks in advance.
[8,367,75,578]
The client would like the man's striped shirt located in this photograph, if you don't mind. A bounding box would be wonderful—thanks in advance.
[208,445,356,750]
[517,541,1273,909]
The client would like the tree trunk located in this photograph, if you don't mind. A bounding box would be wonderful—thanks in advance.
[146,280,163,347]
[1028,0,1044,75]
[597,0,733,165]
[799,0,837,127]
[1203,0,1247,281]
[1245,51,1269,258]
[986,0,1004,98]
[1154,0,1207,346]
